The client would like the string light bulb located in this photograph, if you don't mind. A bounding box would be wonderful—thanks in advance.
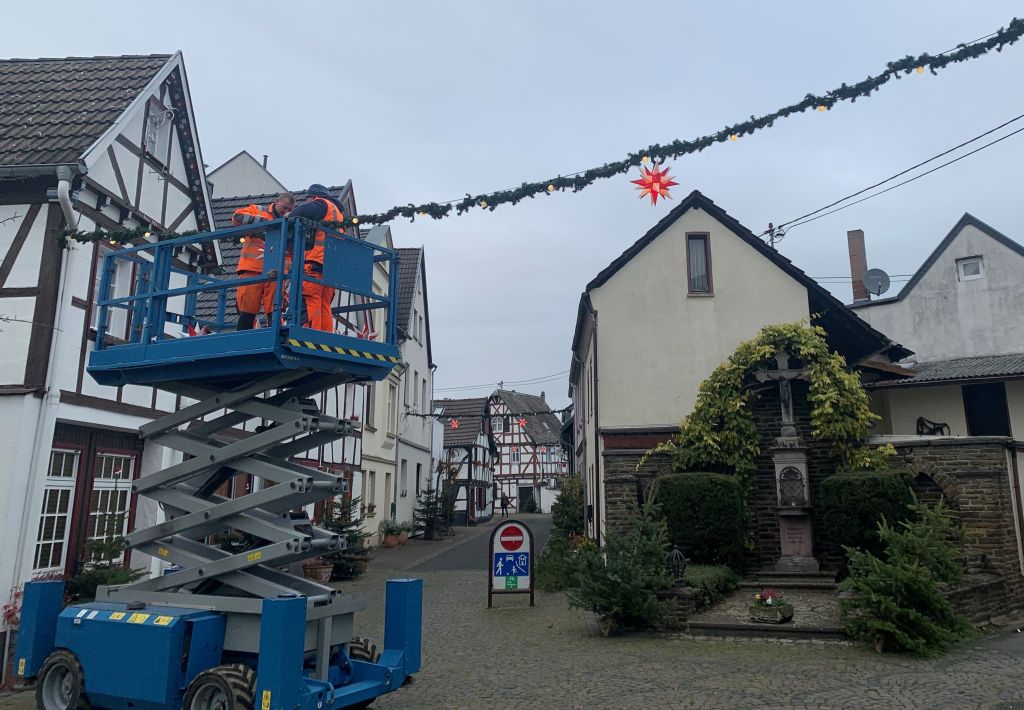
[143,231,151,238]
[239,237,247,244]
[351,217,359,225]
[418,211,427,217]
[916,65,924,74]
[108,239,118,245]
[817,105,828,112]
[729,134,738,141]
[479,200,487,208]
[641,155,650,164]
[547,184,555,193]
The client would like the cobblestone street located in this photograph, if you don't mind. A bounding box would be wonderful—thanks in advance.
[3,515,1024,709]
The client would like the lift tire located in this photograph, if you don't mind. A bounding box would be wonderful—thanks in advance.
[36,649,90,710]
[182,663,256,710]
[347,637,380,663]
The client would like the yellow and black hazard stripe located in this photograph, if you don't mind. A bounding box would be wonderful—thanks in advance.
[287,338,400,364]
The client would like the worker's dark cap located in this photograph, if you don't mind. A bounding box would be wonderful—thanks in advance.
[306,184,331,198]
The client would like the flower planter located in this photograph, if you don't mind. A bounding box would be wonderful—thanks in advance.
[302,563,333,583]
[382,534,400,549]
[398,531,409,545]
[749,603,794,624]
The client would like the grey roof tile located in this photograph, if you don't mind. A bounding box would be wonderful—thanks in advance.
[870,353,1024,387]
[436,397,490,447]
[491,390,563,444]
[395,248,421,333]
[0,55,170,166]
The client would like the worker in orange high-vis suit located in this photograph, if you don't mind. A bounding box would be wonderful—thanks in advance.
[232,192,295,330]
[286,184,345,332]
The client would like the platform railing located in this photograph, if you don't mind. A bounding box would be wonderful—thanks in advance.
[93,218,398,352]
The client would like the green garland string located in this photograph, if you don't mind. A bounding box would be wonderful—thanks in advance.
[59,16,1023,243]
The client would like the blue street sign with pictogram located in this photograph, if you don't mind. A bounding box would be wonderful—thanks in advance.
[493,552,530,577]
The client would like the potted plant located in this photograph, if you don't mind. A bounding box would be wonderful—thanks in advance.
[302,556,334,583]
[749,587,794,624]
[379,519,402,548]
[398,522,411,545]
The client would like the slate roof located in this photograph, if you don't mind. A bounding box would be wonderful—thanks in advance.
[197,185,350,322]
[395,248,421,333]
[492,390,563,445]
[436,397,490,447]
[869,353,1024,389]
[849,213,1024,310]
[569,190,911,391]
[0,54,170,167]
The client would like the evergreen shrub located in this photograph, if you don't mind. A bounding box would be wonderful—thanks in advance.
[820,470,915,560]
[683,565,742,610]
[841,499,972,656]
[550,475,584,536]
[658,472,745,569]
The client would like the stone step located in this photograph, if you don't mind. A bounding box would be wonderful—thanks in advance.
[685,620,847,641]
[739,574,838,591]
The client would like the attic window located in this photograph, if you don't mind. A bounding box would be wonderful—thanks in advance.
[686,233,713,294]
[956,256,984,282]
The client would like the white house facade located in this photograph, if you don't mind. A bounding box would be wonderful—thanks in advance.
[569,191,906,544]
[0,54,216,612]
[850,214,1024,439]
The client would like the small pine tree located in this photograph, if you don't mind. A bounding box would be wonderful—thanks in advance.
[566,498,671,636]
[550,474,584,536]
[413,480,443,540]
[322,496,372,580]
[841,498,972,656]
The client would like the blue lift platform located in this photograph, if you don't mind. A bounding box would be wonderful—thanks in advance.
[16,219,422,709]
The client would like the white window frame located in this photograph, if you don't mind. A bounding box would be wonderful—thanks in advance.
[492,416,504,434]
[387,384,398,435]
[91,246,133,336]
[400,460,408,498]
[86,453,136,564]
[957,255,985,282]
[33,449,80,572]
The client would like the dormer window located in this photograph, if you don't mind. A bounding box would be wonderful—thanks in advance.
[957,256,984,282]
[491,416,504,433]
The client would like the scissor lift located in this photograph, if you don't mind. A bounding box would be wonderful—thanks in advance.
[16,219,421,710]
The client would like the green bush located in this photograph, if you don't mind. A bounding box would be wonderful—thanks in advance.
[820,470,914,561]
[683,565,742,610]
[521,495,539,514]
[658,472,745,569]
[551,475,584,536]
[65,564,145,602]
[536,533,596,592]
[567,500,670,636]
[841,499,971,656]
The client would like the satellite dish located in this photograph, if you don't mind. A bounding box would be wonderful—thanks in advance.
[862,268,891,296]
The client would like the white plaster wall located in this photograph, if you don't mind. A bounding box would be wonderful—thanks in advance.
[881,385,969,436]
[855,224,1024,362]
[592,207,810,429]
[1006,381,1024,440]
[0,395,43,610]
[208,154,286,198]
[0,203,47,289]
[0,298,34,378]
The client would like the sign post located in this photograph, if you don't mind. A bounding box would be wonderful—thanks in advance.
[488,519,535,608]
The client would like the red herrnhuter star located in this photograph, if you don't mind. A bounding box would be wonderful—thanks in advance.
[631,163,679,205]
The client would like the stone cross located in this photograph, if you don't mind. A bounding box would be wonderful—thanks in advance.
[754,352,807,438]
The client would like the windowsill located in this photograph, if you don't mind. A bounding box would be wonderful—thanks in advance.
[364,425,377,433]
[687,292,714,298]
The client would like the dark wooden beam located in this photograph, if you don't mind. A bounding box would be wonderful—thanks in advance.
[0,286,40,297]
[0,203,41,288]
[60,390,171,418]
[107,145,129,203]
[25,204,66,388]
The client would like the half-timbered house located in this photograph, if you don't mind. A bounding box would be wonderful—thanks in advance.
[488,390,568,513]
[436,398,497,525]
[0,54,216,613]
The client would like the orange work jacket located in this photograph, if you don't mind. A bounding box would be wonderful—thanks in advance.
[305,198,344,268]
[232,203,277,273]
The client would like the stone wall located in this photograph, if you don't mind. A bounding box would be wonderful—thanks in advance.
[601,449,671,535]
[894,438,1024,616]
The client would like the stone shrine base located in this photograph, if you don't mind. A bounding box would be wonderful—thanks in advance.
[685,588,846,641]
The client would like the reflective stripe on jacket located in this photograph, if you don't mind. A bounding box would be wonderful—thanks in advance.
[232,203,275,273]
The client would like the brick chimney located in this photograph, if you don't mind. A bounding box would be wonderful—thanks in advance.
[847,229,869,302]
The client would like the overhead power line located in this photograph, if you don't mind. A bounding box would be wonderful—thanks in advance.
[769,121,1024,237]
[434,370,569,393]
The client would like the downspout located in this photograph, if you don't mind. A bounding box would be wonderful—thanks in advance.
[4,166,79,685]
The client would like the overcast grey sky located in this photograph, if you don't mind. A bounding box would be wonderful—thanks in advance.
[9,2,1024,409]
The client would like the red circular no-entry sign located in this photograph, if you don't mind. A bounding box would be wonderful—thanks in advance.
[499,525,525,551]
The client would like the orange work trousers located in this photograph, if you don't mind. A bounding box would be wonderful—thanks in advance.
[302,263,335,332]
[236,270,283,321]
